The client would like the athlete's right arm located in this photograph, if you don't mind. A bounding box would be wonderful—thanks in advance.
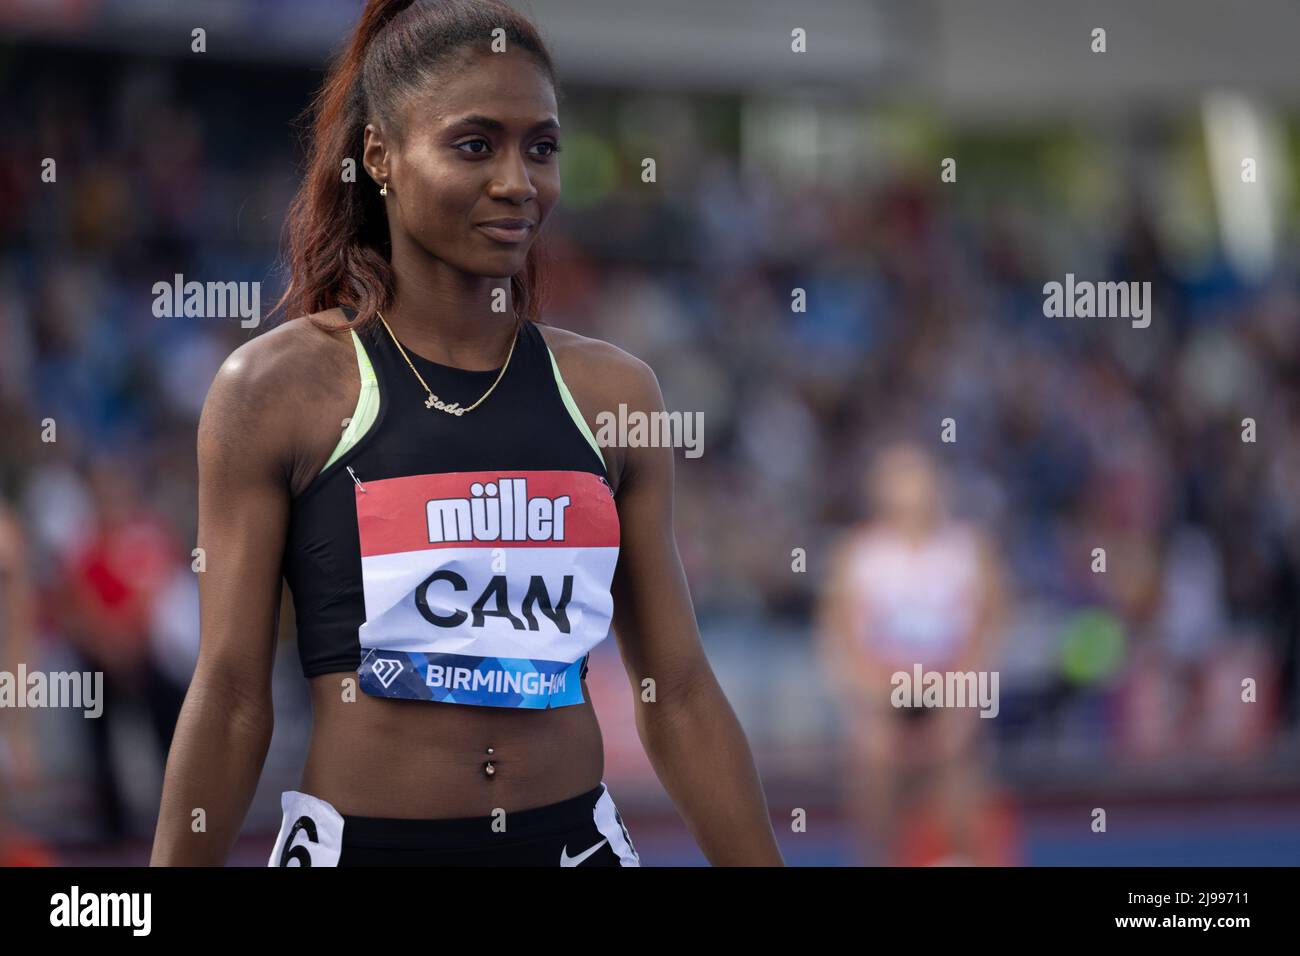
[150,335,299,866]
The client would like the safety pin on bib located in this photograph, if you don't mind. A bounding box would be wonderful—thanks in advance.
[346,466,366,493]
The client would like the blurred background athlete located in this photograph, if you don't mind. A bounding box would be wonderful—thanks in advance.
[817,441,1012,865]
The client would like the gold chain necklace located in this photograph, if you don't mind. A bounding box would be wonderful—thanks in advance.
[375,310,519,417]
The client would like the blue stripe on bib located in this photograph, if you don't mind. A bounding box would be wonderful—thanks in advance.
[359,648,585,708]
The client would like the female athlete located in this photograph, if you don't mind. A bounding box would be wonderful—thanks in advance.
[150,0,782,866]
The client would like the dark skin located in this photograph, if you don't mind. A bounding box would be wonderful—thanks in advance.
[151,47,783,865]
[0,506,37,852]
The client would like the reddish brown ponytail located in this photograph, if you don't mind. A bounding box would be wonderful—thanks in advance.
[271,0,557,335]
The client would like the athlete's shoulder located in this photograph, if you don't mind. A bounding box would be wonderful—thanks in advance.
[200,309,355,454]
[215,310,349,388]
[534,322,662,411]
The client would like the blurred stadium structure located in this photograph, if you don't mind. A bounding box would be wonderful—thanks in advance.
[1,0,1299,865]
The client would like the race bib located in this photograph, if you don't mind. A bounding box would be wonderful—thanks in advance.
[354,470,619,708]
[268,791,344,867]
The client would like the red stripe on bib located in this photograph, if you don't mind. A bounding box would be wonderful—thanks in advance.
[357,470,618,557]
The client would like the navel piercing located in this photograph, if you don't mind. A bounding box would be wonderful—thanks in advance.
[484,746,496,778]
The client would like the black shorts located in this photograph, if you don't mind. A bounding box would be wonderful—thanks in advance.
[268,783,640,867]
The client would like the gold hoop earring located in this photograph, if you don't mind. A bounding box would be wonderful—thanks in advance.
[379,182,388,196]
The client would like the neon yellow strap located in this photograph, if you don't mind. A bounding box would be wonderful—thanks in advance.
[322,332,603,477]
[546,346,606,470]
[321,330,380,473]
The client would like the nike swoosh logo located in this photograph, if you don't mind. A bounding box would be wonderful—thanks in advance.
[560,838,608,867]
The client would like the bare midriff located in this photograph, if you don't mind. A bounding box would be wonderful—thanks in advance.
[299,673,605,819]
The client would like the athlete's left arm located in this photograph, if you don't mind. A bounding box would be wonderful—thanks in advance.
[957,528,1008,674]
[0,507,37,788]
[603,357,784,866]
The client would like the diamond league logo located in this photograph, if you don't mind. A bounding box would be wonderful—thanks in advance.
[370,657,403,689]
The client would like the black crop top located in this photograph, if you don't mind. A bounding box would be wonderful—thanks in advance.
[281,308,619,709]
